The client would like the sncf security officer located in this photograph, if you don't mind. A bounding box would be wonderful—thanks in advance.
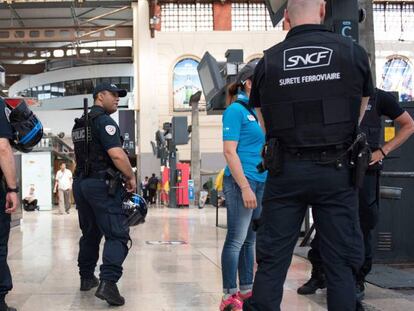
[298,89,414,299]
[72,83,136,306]
[243,1,374,311]
[0,99,18,311]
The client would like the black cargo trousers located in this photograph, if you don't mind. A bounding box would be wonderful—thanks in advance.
[244,159,364,311]
[0,180,12,302]
[73,174,130,283]
[309,169,379,282]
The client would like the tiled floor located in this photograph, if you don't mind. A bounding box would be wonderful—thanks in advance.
[5,206,414,311]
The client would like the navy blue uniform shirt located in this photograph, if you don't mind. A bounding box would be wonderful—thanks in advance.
[0,99,13,140]
[0,99,13,176]
[90,106,122,151]
[374,88,404,120]
[250,24,375,109]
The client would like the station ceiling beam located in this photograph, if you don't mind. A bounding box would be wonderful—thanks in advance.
[0,1,133,10]
[0,26,132,43]
[0,46,132,61]
[2,63,45,75]
[5,75,19,87]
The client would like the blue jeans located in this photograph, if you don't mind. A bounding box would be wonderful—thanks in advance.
[222,175,264,294]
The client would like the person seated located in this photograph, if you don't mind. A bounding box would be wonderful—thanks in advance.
[23,184,39,211]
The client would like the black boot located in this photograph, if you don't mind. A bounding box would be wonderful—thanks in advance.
[356,300,365,311]
[95,280,125,306]
[297,269,326,295]
[356,279,366,301]
[0,300,17,311]
[80,275,99,291]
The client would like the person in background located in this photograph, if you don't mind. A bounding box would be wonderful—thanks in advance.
[148,173,159,204]
[23,184,38,211]
[220,60,267,311]
[142,176,149,202]
[297,88,414,302]
[54,163,73,214]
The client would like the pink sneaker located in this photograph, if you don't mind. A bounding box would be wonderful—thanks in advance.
[219,294,243,311]
[237,290,252,301]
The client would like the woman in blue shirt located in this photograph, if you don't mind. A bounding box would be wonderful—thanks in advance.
[220,60,267,311]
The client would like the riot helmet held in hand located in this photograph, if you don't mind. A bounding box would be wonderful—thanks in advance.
[3,98,43,153]
[122,192,148,227]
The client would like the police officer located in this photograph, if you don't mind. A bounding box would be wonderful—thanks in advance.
[297,88,414,299]
[72,83,136,306]
[243,1,374,310]
[0,98,19,311]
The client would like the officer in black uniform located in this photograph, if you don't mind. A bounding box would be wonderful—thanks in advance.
[0,98,19,311]
[72,83,136,307]
[297,88,414,299]
[243,1,374,310]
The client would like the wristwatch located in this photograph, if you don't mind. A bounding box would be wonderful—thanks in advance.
[6,186,19,193]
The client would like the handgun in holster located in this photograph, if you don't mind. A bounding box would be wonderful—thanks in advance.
[257,138,284,176]
[351,133,372,189]
[106,167,122,196]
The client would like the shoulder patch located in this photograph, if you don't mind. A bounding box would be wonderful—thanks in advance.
[4,107,11,122]
[105,125,117,136]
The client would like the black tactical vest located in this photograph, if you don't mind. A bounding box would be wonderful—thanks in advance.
[71,109,115,176]
[261,29,362,149]
[360,90,381,150]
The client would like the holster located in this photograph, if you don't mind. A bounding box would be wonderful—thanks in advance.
[257,138,284,176]
[351,133,372,189]
[367,149,383,171]
[84,162,90,177]
[106,168,122,196]
[252,217,263,232]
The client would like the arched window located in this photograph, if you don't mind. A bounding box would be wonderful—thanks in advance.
[173,58,204,111]
[381,57,413,102]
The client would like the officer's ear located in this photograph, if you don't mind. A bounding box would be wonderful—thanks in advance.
[319,1,326,23]
[284,9,291,28]
[95,91,106,102]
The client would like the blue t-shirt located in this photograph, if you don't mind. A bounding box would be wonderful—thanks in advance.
[223,92,267,183]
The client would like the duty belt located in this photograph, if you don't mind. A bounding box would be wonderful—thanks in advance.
[76,170,108,179]
[284,148,346,162]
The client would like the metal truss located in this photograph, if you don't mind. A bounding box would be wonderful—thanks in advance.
[2,63,45,75]
[0,26,133,43]
[0,46,132,61]
[0,1,133,10]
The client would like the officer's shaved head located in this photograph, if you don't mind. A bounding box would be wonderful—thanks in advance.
[285,0,326,28]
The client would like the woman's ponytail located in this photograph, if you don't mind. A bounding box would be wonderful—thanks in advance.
[226,82,242,106]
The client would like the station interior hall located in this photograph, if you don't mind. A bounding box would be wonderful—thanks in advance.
[1,0,414,310]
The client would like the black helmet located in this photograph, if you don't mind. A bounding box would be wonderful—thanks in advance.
[122,192,148,227]
[4,98,43,153]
